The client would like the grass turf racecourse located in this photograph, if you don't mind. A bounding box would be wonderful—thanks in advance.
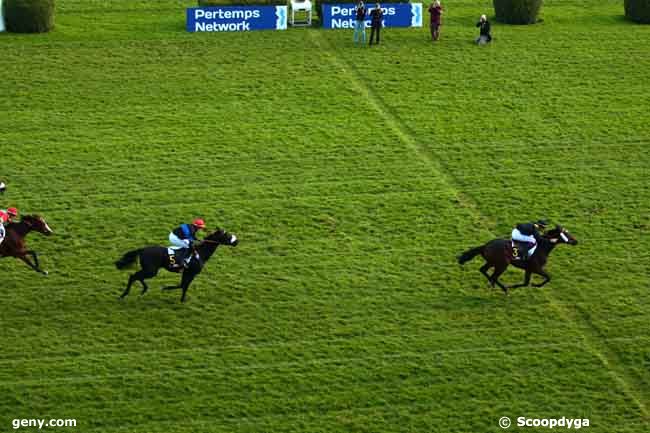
[1,0,649,431]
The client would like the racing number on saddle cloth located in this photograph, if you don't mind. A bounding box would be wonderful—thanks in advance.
[512,246,519,258]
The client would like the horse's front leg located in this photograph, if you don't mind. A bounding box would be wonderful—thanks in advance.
[509,270,531,289]
[532,269,551,287]
[180,272,198,303]
[26,250,48,275]
[18,255,47,275]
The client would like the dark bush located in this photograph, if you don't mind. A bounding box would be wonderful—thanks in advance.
[3,0,55,33]
[493,0,542,24]
[198,0,287,6]
[625,0,650,23]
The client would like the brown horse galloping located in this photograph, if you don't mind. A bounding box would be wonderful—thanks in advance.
[0,215,53,275]
[458,225,578,294]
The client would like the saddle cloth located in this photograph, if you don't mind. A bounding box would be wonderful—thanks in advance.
[167,247,186,269]
[167,247,199,269]
[511,241,537,261]
[0,224,5,246]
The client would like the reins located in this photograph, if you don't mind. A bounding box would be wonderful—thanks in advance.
[199,239,221,245]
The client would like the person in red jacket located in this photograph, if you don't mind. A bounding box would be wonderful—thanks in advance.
[428,0,443,41]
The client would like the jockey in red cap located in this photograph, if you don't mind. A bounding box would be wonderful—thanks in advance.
[168,218,206,267]
[0,208,17,246]
[0,207,17,223]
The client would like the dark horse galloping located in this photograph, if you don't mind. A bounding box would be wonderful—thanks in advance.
[116,228,239,302]
[458,225,578,294]
[0,215,53,275]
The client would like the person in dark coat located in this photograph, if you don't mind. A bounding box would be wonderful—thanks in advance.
[476,14,492,45]
[369,3,383,46]
[428,0,443,41]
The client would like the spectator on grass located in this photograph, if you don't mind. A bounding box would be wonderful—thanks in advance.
[369,3,383,46]
[428,1,443,41]
[476,14,492,45]
[353,1,367,45]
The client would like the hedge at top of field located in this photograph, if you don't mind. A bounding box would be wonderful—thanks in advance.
[2,0,55,33]
[198,0,288,6]
[625,0,650,23]
[493,0,542,24]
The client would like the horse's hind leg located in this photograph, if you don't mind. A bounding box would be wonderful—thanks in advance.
[119,273,138,299]
[490,265,509,294]
[139,279,150,296]
[137,269,158,296]
[479,262,493,286]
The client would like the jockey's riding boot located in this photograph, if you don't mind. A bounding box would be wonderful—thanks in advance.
[182,248,192,268]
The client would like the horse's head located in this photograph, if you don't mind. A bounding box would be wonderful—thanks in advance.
[205,228,238,247]
[21,215,54,236]
[544,225,577,246]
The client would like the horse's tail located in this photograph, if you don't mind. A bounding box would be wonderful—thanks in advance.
[458,245,484,265]
[115,249,142,270]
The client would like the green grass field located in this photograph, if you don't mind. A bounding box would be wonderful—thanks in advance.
[1,0,649,431]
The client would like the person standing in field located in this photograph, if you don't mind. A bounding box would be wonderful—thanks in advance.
[476,14,492,45]
[369,3,383,46]
[353,1,367,45]
[428,0,443,41]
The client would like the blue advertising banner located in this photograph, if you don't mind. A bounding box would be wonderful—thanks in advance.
[187,6,287,32]
[321,3,422,29]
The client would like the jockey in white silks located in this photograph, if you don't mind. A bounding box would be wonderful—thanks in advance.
[511,219,548,259]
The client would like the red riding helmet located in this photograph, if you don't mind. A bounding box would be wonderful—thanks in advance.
[7,207,18,217]
[0,212,8,223]
[192,218,206,229]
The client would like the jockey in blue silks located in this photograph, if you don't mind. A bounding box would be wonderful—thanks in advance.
[168,218,206,266]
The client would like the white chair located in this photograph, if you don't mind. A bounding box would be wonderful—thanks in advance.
[290,0,312,27]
